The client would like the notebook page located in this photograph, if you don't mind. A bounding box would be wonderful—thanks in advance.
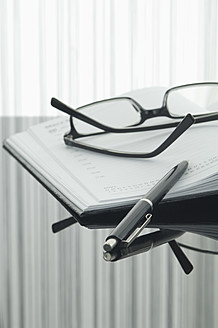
[27,117,218,207]
[6,127,95,212]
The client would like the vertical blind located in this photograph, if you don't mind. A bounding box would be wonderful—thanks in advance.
[1,0,218,116]
[1,1,218,328]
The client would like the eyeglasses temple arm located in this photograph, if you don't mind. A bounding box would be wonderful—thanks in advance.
[141,113,195,158]
[52,216,77,233]
[168,239,193,274]
[51,97,76,116]
[51,97,118,132]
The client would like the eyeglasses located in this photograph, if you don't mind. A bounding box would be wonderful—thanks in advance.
[51,82,218,158]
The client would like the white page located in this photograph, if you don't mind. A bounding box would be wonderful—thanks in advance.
[25,117,218,205]
[7,122,97,212]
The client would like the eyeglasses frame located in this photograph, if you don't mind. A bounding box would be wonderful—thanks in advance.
[51,82,218,158]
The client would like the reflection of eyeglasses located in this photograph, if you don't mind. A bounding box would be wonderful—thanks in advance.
[51,82,218,158]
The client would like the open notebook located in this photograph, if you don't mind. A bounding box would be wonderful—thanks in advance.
[3,88,218,233]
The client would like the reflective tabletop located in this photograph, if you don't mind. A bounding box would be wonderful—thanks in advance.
[1,117,218,328]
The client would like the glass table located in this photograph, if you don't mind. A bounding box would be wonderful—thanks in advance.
[1,117,218,328]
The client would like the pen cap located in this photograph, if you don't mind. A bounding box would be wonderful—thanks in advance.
[107,199,152,242]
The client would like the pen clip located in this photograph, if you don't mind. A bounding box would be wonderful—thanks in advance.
[123,213,152,247]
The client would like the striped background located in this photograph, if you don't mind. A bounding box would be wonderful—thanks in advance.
[1,0,218,116]
[1,1,218,327]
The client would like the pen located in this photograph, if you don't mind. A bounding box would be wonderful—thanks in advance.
[103,229,193,274]
[103,160,188,253]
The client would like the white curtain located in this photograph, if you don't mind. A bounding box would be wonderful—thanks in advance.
[1,0,218,116]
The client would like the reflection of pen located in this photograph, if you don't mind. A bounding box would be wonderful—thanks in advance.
[104,230,183,261]
[103,160,188,253]
[103,229,194,274]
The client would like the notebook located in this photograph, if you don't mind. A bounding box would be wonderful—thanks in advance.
[3,87,218,234]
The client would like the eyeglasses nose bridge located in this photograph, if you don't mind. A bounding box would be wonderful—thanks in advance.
[140,106,170,121]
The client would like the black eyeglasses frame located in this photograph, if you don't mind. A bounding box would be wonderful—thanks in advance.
[51,82,218,158]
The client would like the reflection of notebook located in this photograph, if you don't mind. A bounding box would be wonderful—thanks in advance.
[3,88,218,236]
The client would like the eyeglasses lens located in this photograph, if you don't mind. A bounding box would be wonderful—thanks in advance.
[72,99,141,135]
[167,84,218,117]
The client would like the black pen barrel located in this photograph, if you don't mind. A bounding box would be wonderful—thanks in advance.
[106,200,152,242]
[144,160,188,204]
